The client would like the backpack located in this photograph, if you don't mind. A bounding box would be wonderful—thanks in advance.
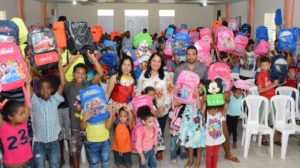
[132,95,153,114]
[158,36,166,51]
[99,40,118,75]
[200,28,212,44]
[111,32,121,41]
[128,49,142,79]
[275,8,283,26]
[113,118,131,133]
[240,23,251,38]
[269,56,288,83]
[27,28,59,70]
[204,78,225,108]
[79,85,109,124]
[233,79,250,91]
[232,34,249,56]
[0,20,19,45]
[165,24,176,39]
[91,25,103,43]
[52,21,67,49]
[216,27,235,52]
[65,21,95,55]
[173,70,200,105]
[11,18,27,45]
[189,31,200,45]
[0,43,31,107]
[228,18,239,32]
[174,32,190,56]
[254,39,270,57]
[212,20,222,34]
[169,104,186,132]
[278,28,296,53]
[208,62,232,91]
[256,26,269,42]
[131,122,156,151]
[194,39,211,67]
[163,38,174,56]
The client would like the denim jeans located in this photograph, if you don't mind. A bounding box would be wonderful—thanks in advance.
[170,135,187,160]
[33,140,60,168]
[85,139,111,168]
[139,149,157,168]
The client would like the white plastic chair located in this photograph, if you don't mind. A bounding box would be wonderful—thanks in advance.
[246,79,256,87]
[241,95,274,159]
[271,95,300,159]
[276,86,299,119]
[249,86,259,95]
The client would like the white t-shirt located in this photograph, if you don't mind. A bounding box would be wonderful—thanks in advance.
[206,112,226,146]
[239,51,256,78]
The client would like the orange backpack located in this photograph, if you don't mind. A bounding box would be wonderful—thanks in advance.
[91,25,103,43]
[52,21,66,49]
[111,31,121,41]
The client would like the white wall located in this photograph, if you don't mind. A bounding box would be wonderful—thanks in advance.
[24,0,42,26]
[294,0,300,27]
[0,0,17,20]
[213,4,225,21]
[57,3,215,34]
[255,0,284,28]
[231,1,248,24]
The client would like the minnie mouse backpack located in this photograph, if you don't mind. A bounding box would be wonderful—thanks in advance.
[208,62,232,91]
[216,26,235,52]
[79,85,110,124]
[204,78,225,108]
[27,28,59,70]
[232,34,249,56]
[163,38,174,56]
[194,39,211,67]
[254,39,270,57]
[173,70,200,105]
[0,43,31,107]
[132,95,153,115]
[200,28,212,44]
[174,32,190,56]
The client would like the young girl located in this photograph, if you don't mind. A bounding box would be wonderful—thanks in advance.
[112,107,134,168]
[225,85,243,149]
[135,106,158,168]
[0,76,32,168]
[141,87,166,157]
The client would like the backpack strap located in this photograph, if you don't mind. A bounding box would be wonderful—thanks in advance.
[113,118,131,134]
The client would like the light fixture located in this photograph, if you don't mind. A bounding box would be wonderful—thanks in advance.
[202,0,207,6]
[72,0,77,5]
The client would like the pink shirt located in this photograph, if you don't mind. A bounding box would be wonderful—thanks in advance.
[0,121,32,165]
[135,126,158,152]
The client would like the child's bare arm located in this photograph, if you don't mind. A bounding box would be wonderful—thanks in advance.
[258,80,279,94]
[57,59,66,95]
[224,92,231,103]
[105,74,117,100]
[88,51,103,85]
[105,105,115,129]
[80,110,94,131]
[24,75,32,117]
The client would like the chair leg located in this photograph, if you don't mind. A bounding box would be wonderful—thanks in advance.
[244,131,251,159]
[252,135,257,142]
[269,133,274,159]
[241,130,245,146]
[281,132,289,159]
[258,133,262,147]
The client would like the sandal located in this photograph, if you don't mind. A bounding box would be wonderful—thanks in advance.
[262,138,270,146]
[274,141,282,146]
[225,155,240,163]
[184,160,193,168]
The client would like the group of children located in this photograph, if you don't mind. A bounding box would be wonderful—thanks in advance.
[0,16,300,168]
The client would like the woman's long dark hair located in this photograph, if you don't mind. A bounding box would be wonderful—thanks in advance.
[144,53,165,80]
[116,56,136,85]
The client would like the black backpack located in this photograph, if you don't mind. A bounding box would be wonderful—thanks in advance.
[240,23,252,38]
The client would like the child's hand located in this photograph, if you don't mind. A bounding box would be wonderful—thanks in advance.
[82,110,95,122]
[25,74,32,84]
[106,105,115,115]
[154,145,158,154]
[87,50,96,61]
[141,155,146,165]
[158,106,165,117]
[273,80,280,87]
[69,51,81,63]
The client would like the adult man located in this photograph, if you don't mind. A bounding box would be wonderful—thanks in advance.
[121,31,133,55]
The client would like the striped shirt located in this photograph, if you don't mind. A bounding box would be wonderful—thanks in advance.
[135,126,158,153]
[31,92,64,143]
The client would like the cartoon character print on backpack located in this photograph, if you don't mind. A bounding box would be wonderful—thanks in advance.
[204,78,225,108]
[208,62,232,91]
[174,32,190,56]
[0,20,19,44]
[278,28,297,54]
[269,56,288,84]
[194,39,211,67]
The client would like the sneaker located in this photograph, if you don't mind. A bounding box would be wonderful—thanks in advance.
[171,159,177,164]
[232,143,237,149]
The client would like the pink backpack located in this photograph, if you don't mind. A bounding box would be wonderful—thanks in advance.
[254,39,270,57]
[200,28,212,44]
[163,38,174,56]
[132,95,153,114]
[173,70,200,105]
[169,104,185,132]
[0,43,31,107]
[228,18,239,32]
[189,31,200,45]
[232,34,249,56]
[194,39,211,67]
[208,62,232,91]
[216,27,235,52]
[131,122,156,151]
[233,79,250,90]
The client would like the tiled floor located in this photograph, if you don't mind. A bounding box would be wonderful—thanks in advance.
[62,121,300,168]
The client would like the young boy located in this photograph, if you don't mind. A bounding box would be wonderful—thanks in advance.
[256,56,280,145]
[30,58,65,168]
[64,51,103,168]
[80,103,115,168]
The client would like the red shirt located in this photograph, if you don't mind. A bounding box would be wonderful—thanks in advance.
[284,77,297,88]
[256,70,275,99]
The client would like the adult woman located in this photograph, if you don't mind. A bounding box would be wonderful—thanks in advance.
[106,56,136,112]
[136,53,173,160]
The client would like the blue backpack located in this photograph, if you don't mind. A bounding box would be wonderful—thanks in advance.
[275,8,283,26]
[129,48,142,79]
[165,24,176,39]
[174,32,190,56]
[278,28,297,53]
[269,56,288,84]
[256,26,269,42]
[240,23,251,37]
[80,85,110,124]
[0,20,19,45]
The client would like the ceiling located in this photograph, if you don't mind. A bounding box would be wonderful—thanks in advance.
[37,0,246,4]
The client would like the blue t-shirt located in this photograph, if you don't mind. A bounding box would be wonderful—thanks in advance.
[227,94,242,116]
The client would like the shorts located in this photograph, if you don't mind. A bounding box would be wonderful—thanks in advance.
[58,108,71,140]
[70,129,86,156]
[113,151,132,168]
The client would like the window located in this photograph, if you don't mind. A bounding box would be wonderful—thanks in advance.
[125,10,148,36]
[0,11,6,20]
[264,13,276,49]
[97,9,114,34]
[159,10,175,32]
